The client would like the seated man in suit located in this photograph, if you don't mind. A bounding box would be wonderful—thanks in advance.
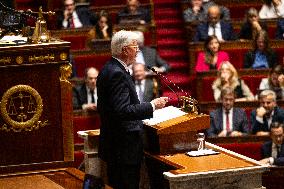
[133,63,160,102]
[276,18,284,40]
[73,67,99,110]
[117,0,151,24]
[56,0,97,29]
[207,87,249,137]
[135,31,170,74]
[251,90,284,136]
[260,122,284,166]
[193,5,235,42]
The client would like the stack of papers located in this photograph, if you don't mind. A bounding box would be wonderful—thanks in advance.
[186,149,220,157]
[143,106,186,126]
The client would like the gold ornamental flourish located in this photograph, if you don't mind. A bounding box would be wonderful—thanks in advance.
[16,56,24,65]
[28,54,55,63]
[0,57,12,64]
[60,52,68,61]
[0,85,45,132]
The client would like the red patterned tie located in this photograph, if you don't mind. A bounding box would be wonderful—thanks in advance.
[226,111,230,132]
[70,16,75,28]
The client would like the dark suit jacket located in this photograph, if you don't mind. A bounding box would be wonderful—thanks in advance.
[207,107,249,137]
[193,21,235,42]
[238,21,268,40]
[97,57,153,165]
[72,83,88,110]
[140,46,170,72]
[251,106,284,134]
[56,6,97,29]
[276,18,284,40]
[261,141,284,166]
[117,7,151,24]
[243,49,278,69]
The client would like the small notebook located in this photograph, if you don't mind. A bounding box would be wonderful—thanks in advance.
[186,149,220,157]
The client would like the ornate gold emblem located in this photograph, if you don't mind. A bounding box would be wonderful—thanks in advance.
[60,52,68,61]
[60,64,72,83]
[0,85,48,132]
[16,56,24,65]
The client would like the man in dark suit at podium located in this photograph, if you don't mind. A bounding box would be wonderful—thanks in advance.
[97,30,168,189]
[207,87,249,137]
[72,67,99,110]
[260,122,284,166]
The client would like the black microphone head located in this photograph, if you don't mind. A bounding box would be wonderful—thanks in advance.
[146,66,152,70]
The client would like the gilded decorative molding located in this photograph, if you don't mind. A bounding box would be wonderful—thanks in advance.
[0,85,48,132]
[16,56,24,65]
[60,64,72,83]
[60,52,68,61]
[28,54,55,63]
[0,57,12,64]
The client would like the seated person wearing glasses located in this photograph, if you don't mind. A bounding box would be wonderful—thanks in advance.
[207,87,249,137]
[56,0,97,29]
[73,67,99,110]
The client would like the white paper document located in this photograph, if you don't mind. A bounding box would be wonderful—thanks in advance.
[186,149,220,157]
[143,106,187,126]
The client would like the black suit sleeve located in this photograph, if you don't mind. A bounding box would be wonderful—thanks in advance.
[108,71,153,121]
[207,112,218,137]
[72,87,82,110]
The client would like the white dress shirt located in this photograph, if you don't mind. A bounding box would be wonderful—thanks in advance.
[63,11,83,28]
[208,22,223,41]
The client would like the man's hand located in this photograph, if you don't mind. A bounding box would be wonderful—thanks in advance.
[252,21,261,31]
[83,103,97,111]
[230,131,243,137]
[151,97,168,110]
[256,131,270,136]
[256,107,266,117]
[259,158,270,165]
[218,130,227,137]
[64,10,72,21]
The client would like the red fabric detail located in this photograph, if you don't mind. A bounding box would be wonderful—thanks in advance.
[218,142,263,160]
[241,75,266,95]
[74,54,111,77]
[73,151,84,168]
[229,5,262,19]
[60,36,88,50]
[226,112,230,132]
[199,76,215,102]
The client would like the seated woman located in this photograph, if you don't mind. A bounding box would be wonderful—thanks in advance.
[195,35,229,72]
[212,61,255,102]
[238,8,268,41]
[259,65,284,100]
[243,30,278,69]
[259,0,284,19]
[88,10,112,40]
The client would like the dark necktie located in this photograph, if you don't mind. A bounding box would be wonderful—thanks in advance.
[68,16,75,28]
[90,89,95,103]
[277,145,281,158]
[213,25,216,36]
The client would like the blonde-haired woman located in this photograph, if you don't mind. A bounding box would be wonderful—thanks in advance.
[212,61,255,102]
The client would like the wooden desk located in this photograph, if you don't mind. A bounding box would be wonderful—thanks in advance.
[146,142,268,189]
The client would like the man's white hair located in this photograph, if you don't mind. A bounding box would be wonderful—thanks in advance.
[260,89,276,101]
[133,31,144,47]
[111,30,139,56]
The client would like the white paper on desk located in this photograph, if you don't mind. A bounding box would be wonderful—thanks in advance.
[143,106,186,126]
[186,149,220,157]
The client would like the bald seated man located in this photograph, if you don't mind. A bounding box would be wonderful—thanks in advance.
[72,67,99,110]
[193,5,236,42]
[117,0,151,24]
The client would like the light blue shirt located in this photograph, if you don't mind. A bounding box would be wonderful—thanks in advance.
[252,51,269,69]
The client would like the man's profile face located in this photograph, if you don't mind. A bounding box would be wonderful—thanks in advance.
[208,7,220,25]
[86,68,99,90]
[260,95,276,114]
[124,40,139,66]
[271,126,284,145]
[127,0,139,13]
[222,93,235,112]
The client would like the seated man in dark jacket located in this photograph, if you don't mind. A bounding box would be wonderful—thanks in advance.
[193,5,235,42]
[260,122,284,166]
[117,0,151,24]
[251,90,284,136]
[207,87,249,137]
[276,18,284,40]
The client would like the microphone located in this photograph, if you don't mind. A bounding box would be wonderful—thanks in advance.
[146,66,179,101]
[146,66,198,105]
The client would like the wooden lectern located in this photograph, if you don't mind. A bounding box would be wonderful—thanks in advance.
[143,106,268,189]
[0,40,85,188]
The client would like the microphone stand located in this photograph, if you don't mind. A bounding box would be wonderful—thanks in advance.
[147,66,199,114]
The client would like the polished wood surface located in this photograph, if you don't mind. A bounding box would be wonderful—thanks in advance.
[158,152,256,175]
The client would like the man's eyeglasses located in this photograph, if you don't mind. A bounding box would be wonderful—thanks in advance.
[126,45,140,51]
